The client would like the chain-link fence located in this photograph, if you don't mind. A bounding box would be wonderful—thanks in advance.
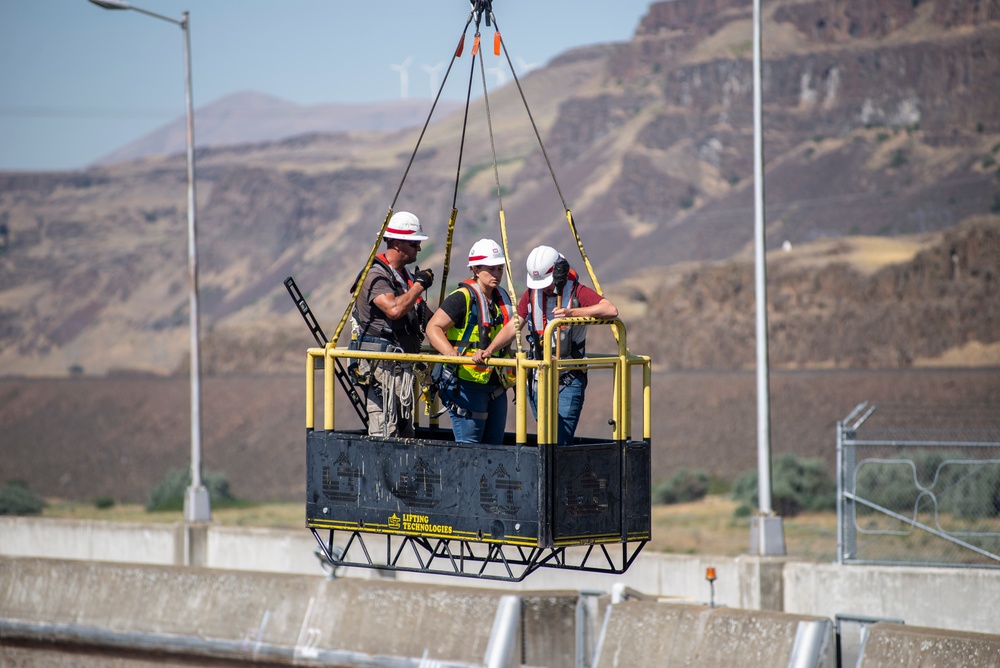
[837,402,1000,568]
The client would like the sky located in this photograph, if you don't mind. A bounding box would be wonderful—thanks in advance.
[0,0,656,172]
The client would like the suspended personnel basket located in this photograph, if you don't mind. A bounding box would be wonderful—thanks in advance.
[289,0,652,582]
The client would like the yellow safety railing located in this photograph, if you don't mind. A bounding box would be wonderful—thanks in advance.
[306,318,651,445]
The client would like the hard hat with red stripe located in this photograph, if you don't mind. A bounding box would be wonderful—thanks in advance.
[467,238,505,267]
[384,211,428,241]
[525,245,562,288]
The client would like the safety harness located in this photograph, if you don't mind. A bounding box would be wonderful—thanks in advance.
[349,253,426,351]
[446,279,514,385]
[323,0,620,429]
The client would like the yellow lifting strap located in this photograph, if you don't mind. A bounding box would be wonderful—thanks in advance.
[491,17,616,336]
[472,30,523,352]
[564,209,603,296]
[330,10,477,347]
[332,4,611,352]
[492,18,620,347]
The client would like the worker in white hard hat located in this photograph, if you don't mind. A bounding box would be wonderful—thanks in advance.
[425,238,515,444]
[479,245,618,445]
[350,211,435,438]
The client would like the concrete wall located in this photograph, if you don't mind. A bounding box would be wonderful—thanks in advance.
[4,556,1000,667]
[783,560,1000,635]
[858,623,1000,668]
[0,557,578,668]
[3,517,1000,637]
[594,602,836,668]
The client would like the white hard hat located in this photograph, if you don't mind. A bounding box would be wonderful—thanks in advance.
[526,245,563,288]
[468,238,505,267]
[384,211,428,241]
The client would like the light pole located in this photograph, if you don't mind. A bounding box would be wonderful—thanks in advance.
[89,0,210,522]
[751,0,784,555]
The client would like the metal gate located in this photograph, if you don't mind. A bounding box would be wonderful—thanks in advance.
[837,402,1000,568]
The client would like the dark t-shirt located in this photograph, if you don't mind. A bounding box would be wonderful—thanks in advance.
[439,285,509,339]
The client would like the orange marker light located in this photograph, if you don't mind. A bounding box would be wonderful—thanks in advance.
[494,32,501,56]
[456,34,465,58]
[472,34,481,56]
[706,567,717,581]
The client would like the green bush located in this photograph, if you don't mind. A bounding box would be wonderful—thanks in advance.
[856,453,1000,520]
[93,496,116,509]
[731,453,836,517]
[0,481,47,516]
[943,463,1000,519]
[146,468,237,512]
[653,469,710,505]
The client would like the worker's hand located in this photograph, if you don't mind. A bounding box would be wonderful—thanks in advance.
[472,349,492,365]
[413,267,434,290]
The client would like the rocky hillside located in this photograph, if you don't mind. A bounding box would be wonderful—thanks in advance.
[622,215,1000,369]
[0,0,998,378]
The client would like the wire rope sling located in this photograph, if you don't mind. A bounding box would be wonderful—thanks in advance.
[299,0,652,582]
[322,0,630,439]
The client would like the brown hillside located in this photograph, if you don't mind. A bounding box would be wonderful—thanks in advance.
[0,0,998,379]
[2,368,998,504]
[623,215,1000,370]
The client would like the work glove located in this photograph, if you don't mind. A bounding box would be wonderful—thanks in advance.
[413,266,434,290]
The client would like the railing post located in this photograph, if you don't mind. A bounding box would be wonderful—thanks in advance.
[515,351,528,445]
[306,352,316,431]
[836,419,844,564]
[324,345,335,431]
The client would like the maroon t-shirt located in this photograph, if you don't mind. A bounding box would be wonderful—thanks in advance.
[516,283,604,319]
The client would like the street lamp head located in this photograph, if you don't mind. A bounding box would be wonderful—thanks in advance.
[88,0,133,9]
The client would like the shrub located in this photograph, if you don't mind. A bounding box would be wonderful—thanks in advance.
[0,481,46,516]
[856,452,1000,520]
[731,453,836,517]
[93,496,116,509]
[146,468,237,512]
[943,463,1000,519]
[653,469,710,505]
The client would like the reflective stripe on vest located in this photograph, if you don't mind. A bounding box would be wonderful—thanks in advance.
[446,280,515,385]
[528,272,586,358]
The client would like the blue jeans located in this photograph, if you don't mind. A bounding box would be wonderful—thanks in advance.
[444,378,508,444]
[528,374,586,445]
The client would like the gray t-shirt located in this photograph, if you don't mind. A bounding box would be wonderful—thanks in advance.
[353,261,424,353]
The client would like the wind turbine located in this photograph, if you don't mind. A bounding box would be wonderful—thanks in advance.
[487,63,507,87]
[515,56,539,74]
[389,56,414,99]
[421,61,446,97]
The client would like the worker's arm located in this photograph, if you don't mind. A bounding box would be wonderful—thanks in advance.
[372,283,425,321]
[425,309,458,357]
[474,317,527,364]
[553,297,618,320]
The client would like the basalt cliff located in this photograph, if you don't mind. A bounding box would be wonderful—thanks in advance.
[0,0,998,377]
